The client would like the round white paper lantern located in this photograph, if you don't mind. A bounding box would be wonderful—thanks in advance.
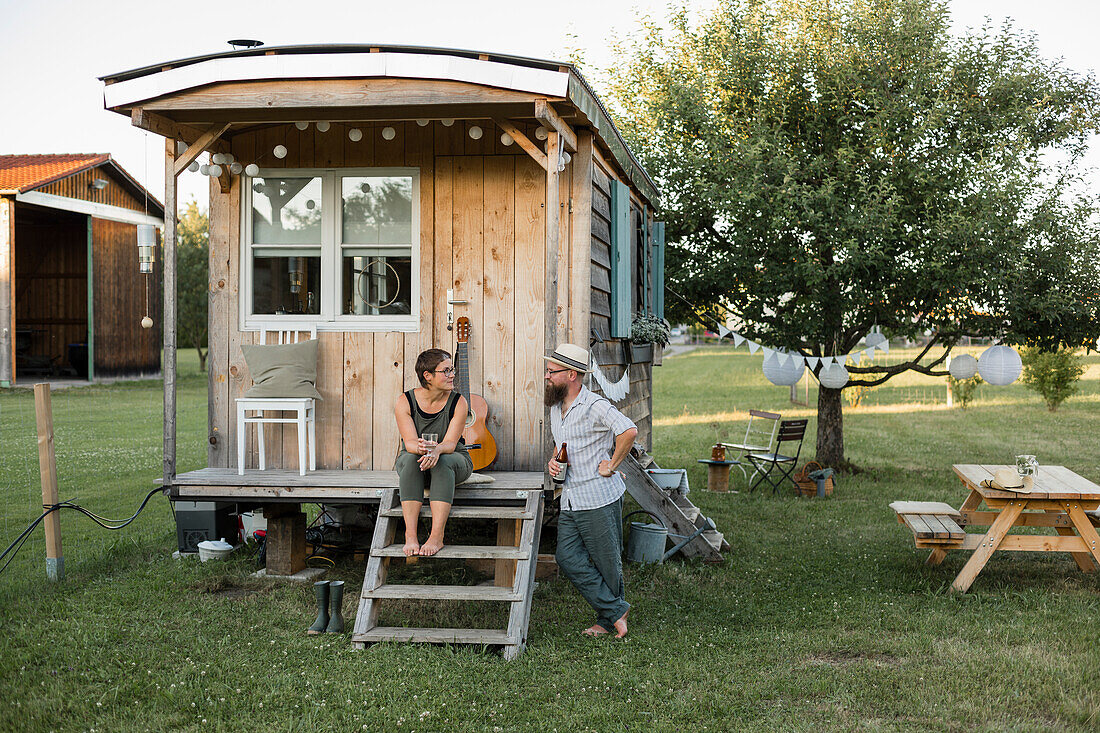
[187,161,200,173]
[348,128,363,142]
[468,125,483,140]
[762,352,806,386]
[441,118,455,127]
[210,153,225,165]
[208,164,223,177]
[978,345,1022,386]
[416,119,429,127]
[534,126,548,141]
[229,162,243,175]
[273,145,287,159]
[315,121,330,133]
[295,121,309,131]
[500,132,514,146]
[199,163,209,175]
[141,316,153,329]
[948,353,978,380]
[245,163,260,177]
[865,331,887,349]
[382,126,396,140]
[223,153,235,164]
[818,362,849,389]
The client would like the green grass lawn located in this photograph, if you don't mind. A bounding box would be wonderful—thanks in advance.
[1,346,1099,731]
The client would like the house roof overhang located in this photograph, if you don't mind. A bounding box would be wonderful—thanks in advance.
[100,43,659,207]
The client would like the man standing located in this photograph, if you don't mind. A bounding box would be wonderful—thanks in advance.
[544,343,638,638]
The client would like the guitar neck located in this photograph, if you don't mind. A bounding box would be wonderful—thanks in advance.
[455,341,471,397]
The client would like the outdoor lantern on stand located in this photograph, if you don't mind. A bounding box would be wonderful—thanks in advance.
[137,224,156,329]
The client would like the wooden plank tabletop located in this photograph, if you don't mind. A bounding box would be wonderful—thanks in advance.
[952,464,1100,500]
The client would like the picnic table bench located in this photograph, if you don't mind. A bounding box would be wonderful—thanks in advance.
[890,501,965,546]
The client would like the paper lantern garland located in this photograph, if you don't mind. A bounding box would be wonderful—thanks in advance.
[762,352,805,386]
[948,354,979,380]
[977,345,1022,386]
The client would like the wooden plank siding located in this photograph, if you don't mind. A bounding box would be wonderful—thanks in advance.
[37,165,153,213]
[212,121,560,471]
[91,218,162,375]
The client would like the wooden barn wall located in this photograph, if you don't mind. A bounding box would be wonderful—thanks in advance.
[209,121,556,472]
[13,206,86,371]
[37,166,152,213]
[92,218,162,375]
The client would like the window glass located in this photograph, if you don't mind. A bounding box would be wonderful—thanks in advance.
[341,176,413,245]
[251,177,322,244]
[341,250,412,315]
[252,251,321,314]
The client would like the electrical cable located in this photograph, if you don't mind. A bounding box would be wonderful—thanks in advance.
[0,487,165,576]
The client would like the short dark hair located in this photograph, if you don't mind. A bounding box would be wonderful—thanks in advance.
[415,348,452,387]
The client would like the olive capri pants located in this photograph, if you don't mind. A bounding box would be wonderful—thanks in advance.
[395,451,473,504]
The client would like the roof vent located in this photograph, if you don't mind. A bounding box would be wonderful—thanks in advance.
[228,39,264,50]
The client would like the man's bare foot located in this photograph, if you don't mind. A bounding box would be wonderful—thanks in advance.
[613,609,629,639]
[419,536,444,556]
[403,537,420,556]
[582,624,609,637]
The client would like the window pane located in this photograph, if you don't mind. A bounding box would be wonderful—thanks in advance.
[252,254,321,315]
[342,176,413,245]
[342,252,412,315]
[252,177,322,244]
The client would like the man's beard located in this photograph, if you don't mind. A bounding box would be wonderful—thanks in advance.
[544,381,568,407]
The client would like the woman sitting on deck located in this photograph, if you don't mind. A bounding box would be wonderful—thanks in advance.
[394,348,473,556]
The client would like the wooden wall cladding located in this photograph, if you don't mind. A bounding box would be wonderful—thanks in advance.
[590,163,613,340]
[212,121,552,471]
[37,165,152,213]
[91,218,162,375]
[13,206,87,370]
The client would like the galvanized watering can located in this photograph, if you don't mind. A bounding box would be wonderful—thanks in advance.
[623,510,716,564]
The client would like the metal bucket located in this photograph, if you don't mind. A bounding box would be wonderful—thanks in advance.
[624,511,667,564]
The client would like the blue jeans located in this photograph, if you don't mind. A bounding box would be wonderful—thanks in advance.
[555,497,629,631]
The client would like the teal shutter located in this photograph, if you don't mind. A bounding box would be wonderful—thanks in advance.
[652,221,665,319]
[610,180,632,338]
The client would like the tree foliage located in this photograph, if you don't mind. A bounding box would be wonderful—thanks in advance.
[178,200,209,373]
[604,0,1100,466]
[1020,346,1086,411]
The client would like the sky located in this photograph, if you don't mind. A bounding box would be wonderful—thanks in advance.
[2,0,1098,208]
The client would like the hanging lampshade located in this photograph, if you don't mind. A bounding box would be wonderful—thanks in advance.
[136,225,156,273]
[468,125,483,140]
[273,145,287,159]
[500,132,514,146]
[244,163,260,177]
[977,345,1022,386]
[534,126,548,140]
[315,121,331,132]
[948,354,979,380]
[762,352,805,386]
[187,161,200,173]
[440,118,455,127]
[818,362,849,389]
[229,162,243,175]
[294,121,309,130]
[415,119,429,127]
[381,126,396,140]
[865,330,887,349]
[348,128,363,142]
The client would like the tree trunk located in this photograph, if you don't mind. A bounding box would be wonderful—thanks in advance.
[197,347,207,374]
[816,386,844,468]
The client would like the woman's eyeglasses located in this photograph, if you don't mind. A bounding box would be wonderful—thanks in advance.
[434,367,456,376]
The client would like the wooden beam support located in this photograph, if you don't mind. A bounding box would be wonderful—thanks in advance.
[543,129,561,459]
[173,123,232,178]
[493,119,547,171]
[534,99,577,153]
[163,138,178,487]
[131,107,230,152]
[0,196,13,387]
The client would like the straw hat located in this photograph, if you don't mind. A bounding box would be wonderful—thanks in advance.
[986,467,1034,492]
[544,343,591,373]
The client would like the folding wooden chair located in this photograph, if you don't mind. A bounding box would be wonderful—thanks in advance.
[746,419,808,495]
[722,409,781,484]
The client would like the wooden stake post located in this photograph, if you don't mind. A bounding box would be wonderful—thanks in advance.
[34,384,63,581]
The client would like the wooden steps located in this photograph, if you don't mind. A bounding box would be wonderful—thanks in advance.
[351,488,543,660]
[371,544,529,560]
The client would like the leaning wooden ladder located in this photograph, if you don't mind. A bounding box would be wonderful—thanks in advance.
[351,488,544,660]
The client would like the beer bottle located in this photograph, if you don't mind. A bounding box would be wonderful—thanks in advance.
[552,443,569,485]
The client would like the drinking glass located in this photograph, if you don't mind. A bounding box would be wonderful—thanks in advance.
[423,433,439,454]
[1015,454,1038,479]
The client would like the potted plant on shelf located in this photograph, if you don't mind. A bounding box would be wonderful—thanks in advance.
[630,314,672,363]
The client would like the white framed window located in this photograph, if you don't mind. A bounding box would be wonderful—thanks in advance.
[240,167,420,332]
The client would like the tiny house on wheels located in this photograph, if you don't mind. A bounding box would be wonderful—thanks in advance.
[0,154,164,386]
[99,43,666,477]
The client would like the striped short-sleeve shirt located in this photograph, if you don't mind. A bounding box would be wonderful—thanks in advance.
[550,385,637,511]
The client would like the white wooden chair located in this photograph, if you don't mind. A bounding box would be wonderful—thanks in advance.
[722,409,781,484]
[236,326,318,476]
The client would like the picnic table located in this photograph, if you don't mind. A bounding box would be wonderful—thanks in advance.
[901,464,1100,593]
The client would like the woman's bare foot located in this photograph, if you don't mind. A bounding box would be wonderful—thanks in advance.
[419,536,444,556]
[613,609,629,638]
[403,537,420,556]
[582,624,609,637]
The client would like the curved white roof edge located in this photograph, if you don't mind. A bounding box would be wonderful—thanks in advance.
[104,51,570,109]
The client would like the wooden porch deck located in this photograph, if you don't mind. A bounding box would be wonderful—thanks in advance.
[168,468,546,504]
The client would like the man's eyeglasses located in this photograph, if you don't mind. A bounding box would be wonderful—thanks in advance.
[545,367,571,376]
[434,367,456,376]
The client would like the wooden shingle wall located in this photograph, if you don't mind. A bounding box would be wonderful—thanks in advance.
[208,121,556,471]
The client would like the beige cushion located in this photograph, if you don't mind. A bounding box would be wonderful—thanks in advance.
[459,472,495,485]
[241,340,322,400]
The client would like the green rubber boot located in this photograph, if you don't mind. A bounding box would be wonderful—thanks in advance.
[306,581,329,635]
[325,581,345,633]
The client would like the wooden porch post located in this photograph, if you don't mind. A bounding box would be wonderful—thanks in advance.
[163,139,178,486]
[0,196,13,387]
[544,130,560,455]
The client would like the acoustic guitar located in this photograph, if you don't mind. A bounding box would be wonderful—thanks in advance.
[454,317,498,470]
